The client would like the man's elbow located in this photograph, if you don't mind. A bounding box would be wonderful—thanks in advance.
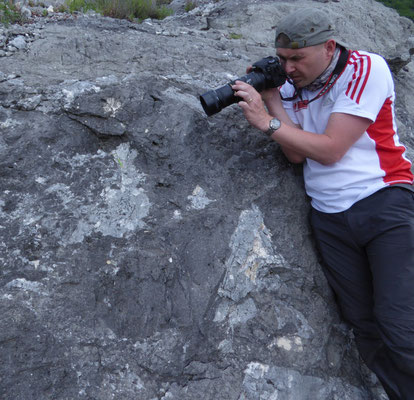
[284,151,305,164]
[288,154,305,164]
[319,150,345,166]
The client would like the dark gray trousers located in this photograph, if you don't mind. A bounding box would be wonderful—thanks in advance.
[310,187,414,400]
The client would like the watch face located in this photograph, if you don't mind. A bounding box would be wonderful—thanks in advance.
[270,118,281,131]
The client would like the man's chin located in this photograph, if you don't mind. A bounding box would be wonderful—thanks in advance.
[290,77,303,87]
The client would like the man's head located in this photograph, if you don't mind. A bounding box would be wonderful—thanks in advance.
[275,8,345,50]
[275,8,345,88]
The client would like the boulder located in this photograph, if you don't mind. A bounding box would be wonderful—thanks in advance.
[0,0,413,398]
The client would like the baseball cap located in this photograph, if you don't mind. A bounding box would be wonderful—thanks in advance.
[275,8,348,49]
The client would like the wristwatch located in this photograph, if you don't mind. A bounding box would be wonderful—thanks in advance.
[266,117,281,136]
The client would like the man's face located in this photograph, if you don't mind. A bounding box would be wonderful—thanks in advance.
[276,42,334,88]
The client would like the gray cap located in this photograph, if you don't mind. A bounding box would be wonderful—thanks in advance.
[275,8,348,49]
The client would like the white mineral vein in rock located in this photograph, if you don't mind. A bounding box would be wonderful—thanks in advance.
[6,278,45,294]
[69,143,150,242]
[187,185,214,210]
[218,205,286,302]
[21,143,152,245]
[103,97,122,116]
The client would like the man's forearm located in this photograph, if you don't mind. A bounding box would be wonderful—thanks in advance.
[232,81,369,166]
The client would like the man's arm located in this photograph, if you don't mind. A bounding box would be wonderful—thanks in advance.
[267,113,372,165]
[233,73,305,163]
[232,81,372,165]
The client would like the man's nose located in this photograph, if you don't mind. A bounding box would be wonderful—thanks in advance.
[284,61,295,74]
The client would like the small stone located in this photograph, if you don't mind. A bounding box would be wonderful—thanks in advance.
[9,36,27,50]
[21,6,32,19]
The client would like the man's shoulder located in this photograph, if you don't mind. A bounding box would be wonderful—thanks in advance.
[332,49,394,115]
[341,49,392,89]
[346,50,389,71]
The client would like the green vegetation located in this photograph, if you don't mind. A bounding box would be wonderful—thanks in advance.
[57,4,69,13]
[65,0,174,21]
[0,0,174,26]
[0,1,22,25]
[375,0,414,20]
[185,1,197,12]
[229,32,242,40]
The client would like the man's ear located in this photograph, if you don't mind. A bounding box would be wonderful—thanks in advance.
[325,39,337,56]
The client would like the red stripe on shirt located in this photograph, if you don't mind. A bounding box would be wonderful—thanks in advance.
[350,53,364,100]
[367,97,413,184]
[356,54,371,104]
[346,52,371,104]
[345,56,358,97]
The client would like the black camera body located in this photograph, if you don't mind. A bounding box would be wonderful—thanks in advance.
[199,56,287,116]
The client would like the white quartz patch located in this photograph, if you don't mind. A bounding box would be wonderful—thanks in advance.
[187,185,214,210]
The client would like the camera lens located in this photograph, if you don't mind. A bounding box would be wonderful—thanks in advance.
[199,57,286,116]
[200,90,221,117]
[200,83,237,116]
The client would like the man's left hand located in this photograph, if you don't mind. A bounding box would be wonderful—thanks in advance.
[231,81,271,132]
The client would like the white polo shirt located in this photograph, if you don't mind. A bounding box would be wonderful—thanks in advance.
[281,50,413,213]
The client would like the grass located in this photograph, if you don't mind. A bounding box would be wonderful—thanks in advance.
[0,0,202,25]
[375,0,414,20]
[66,0,174,21]
[185,0,197,12]
[1,0,410,26]
[229,32,242,40]
[0,0,23,25]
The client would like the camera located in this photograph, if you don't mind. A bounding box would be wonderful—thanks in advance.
[199,56,287,116]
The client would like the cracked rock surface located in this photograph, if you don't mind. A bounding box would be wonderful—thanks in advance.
[1,0,413,399]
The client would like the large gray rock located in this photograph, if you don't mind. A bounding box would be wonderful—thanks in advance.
[0,0,413,399]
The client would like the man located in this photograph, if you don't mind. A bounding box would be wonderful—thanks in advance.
[232,8,414,400]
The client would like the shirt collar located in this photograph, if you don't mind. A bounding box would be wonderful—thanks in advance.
[303,47,341,92]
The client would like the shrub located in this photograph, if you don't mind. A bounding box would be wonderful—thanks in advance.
[66,0,173,21]
[229,32,243,40]
[185,0,197,12]
[375,0,414,20]
[0,0,23,25]
[57,4,68,12]
[67,0,97,13]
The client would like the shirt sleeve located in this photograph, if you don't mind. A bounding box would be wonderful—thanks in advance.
[332,52,394,122]
[280,83,300,125]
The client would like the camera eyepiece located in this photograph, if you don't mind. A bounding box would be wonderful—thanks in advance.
[200,56,286,116]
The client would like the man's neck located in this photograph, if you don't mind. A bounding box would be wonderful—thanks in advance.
[304,47,341,92]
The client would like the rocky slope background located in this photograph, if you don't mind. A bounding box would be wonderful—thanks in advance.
[1,0,414,399]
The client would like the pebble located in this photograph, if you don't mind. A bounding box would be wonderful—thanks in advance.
[9,36,27,50]
[0,6,75,57]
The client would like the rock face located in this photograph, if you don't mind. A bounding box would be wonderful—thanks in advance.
[0,1,413,399]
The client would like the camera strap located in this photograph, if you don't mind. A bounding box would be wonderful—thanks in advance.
[281,48,350,106]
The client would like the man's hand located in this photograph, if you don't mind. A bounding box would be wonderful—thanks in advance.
[245,65,280,103]
[231,80,272,132]
[231,79,306,164]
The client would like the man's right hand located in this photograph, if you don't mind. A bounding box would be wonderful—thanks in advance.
[245,65,280,103]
